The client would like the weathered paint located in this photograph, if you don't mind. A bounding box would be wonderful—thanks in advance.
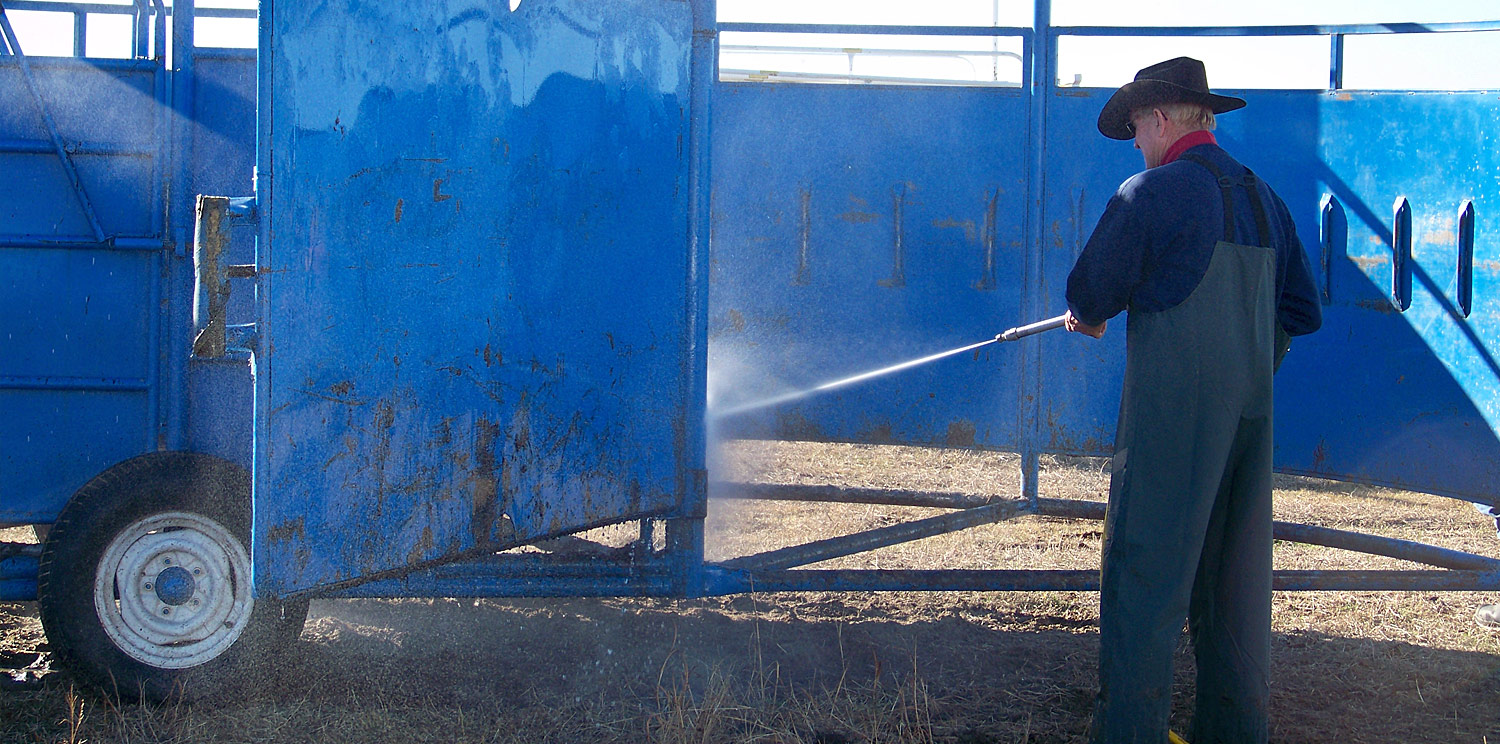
[6,3,1500,601]
[253,0,707,594]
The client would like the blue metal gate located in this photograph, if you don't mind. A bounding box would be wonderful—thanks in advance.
[5,1,1500,603]
[0,0,260,528]
[1,4,168,527]
[251,0,713,595]
[709,18,1500,508]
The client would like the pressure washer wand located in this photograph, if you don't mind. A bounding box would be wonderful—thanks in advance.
[995,313,1068,343]
[711,313,1071,418]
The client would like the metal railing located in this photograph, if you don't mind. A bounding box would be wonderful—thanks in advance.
[719,19,1500,90]
[720,41,1022,86]
[1,0,253,58]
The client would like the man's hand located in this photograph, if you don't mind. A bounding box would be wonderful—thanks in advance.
[1065,309,1106,339]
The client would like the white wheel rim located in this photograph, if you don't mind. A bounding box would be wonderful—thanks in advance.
[93,511,255,669]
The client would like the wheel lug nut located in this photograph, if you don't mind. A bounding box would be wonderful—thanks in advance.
[162,608,171,616]
[163,558,172,565]
[144,583,153,590]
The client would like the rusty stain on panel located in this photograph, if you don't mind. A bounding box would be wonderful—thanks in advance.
[433,179,452,202]
[472,419,503,546]
[1355,298,1396,313]
[775,411,827,442]
[393,198,404,223]
[1311,439,1330,471]
[370,400,396,519]
[724,308,746,334]
[860,423,897,444]
[975,188,999,290]
[932,218,977,243]
[407,525,434,566]
[322,433,358,470]
[878,186,906,288]
[945,420,978,448]
[265,517,305,545]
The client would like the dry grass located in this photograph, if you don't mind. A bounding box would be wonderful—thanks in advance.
[4,441,1500,743]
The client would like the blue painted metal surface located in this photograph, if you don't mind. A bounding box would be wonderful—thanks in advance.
[708,83,1030,450]
[709,22,1500,508]
[6,0,1500,602]
[0,39,165,524]
[252,0,710,595]
[0,554,40,600]
[0,2,261,533]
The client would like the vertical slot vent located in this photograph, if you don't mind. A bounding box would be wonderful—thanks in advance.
[1391,196,1412,312]
[1319,194,1345,305]
[1457,200,1475,318]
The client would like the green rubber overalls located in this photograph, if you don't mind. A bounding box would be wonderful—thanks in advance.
[1089,154,1278,744]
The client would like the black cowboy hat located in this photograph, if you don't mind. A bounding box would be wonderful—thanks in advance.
[1096,56,1246,140]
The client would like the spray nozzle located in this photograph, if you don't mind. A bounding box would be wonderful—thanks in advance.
[996,313,1069,343]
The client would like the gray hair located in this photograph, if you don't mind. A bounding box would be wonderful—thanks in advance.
[1156,102,1216,131]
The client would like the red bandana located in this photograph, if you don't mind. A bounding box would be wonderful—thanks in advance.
[1161,130,1217,166]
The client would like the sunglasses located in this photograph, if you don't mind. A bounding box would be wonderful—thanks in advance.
[1126,109,1160,136]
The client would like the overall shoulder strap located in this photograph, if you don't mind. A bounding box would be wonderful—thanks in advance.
[1178,152,1271,248]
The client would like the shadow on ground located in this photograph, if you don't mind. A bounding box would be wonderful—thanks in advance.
[8,594,1499,743]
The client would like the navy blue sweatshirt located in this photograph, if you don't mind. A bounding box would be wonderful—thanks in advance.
[1066,143,1322,337]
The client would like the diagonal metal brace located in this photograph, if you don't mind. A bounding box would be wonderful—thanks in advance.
[721,498,1032,572]
[0,3,107,242]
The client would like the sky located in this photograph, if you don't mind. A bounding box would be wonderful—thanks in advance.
[6,0,1499,90]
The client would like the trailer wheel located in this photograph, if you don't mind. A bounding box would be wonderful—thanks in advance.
[37,453,307,702]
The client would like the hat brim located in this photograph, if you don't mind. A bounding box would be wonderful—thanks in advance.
[1096,80,1246,140]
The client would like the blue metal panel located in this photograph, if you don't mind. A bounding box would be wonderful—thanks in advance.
[708,83,1029,448]
[1276,92,1500,500]
[0,58,158,240]
[0,391,153,522]
[711,71,1500,505]
[187,53,257,200]
[0,555,39,600]
[0,248,153,378]
[182,50,259,468]
[184,357,254,471]
[0,247,156,522]
[1033,88,1500,502]
[255,0,706,594]
[0,13,181,527]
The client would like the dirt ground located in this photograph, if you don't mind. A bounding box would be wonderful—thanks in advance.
[4,440,1500,743]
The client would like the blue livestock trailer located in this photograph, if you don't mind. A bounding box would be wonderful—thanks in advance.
[2,0,1499,700]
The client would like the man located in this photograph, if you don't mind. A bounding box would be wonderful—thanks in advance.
[1064,57,1322,743]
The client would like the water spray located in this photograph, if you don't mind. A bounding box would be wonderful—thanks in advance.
[711,313,1068,418]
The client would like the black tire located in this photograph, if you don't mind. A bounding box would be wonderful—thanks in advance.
[37,452,308,702]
